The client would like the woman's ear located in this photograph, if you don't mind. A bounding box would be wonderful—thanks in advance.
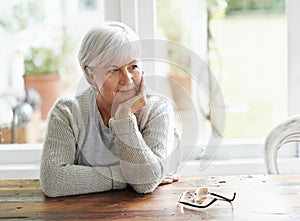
[85,66,96,85]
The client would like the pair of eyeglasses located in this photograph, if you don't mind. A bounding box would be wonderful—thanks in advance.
[178,187,236,209]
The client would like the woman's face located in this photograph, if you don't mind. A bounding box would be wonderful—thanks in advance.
[91,60,143,107]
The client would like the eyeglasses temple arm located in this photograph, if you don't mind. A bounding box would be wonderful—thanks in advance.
[210,192,236,202]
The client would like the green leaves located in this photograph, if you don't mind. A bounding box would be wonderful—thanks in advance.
[23,47,61,76]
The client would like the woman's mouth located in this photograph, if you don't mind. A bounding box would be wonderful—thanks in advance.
[118,87,136,93]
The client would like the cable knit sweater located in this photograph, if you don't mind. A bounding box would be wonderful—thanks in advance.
[40,87,174,197]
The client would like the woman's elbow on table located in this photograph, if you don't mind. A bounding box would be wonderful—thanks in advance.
[40,165,67,197]
[131,181,161,194]
[121,163,164,194]
[40,177,61,198]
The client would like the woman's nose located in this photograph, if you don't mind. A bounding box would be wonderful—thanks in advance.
[119,68,133,84]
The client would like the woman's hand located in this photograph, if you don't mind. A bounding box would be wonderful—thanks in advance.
[160,174,179,185]
[114,76,147,119]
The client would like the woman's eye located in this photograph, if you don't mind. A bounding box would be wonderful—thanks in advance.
[107,69,118,74]
[129,65,139,71]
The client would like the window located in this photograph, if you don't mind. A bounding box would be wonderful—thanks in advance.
[157,0,287,140]
[155,0,297,169]
[209,1,287,139]
[0,0,104,144]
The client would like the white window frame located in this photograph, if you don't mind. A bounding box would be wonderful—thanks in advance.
[287,0,300,116]
[103,0,156,39]
[287,0,300,158]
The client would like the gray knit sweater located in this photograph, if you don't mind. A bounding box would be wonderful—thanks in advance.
[40,87,174,197]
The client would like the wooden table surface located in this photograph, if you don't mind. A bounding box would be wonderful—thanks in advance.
[1,175,300,220]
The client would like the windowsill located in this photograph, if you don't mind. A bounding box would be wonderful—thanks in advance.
[1,157,300,180]
[0,141,299,179]
[177,157,300,177]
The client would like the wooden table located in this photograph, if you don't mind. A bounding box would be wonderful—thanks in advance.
[1,175,300,220]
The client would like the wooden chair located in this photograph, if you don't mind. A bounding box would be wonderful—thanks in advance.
[264,115,300,174]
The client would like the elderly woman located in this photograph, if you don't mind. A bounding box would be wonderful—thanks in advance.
[40,21,177,197]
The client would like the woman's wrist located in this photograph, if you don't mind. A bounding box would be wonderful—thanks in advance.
[114,106,131,119]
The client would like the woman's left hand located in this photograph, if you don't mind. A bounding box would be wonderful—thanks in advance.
[114,76,147,119]
[160,174,179,185]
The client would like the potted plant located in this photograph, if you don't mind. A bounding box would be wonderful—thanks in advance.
[23,46,63,119]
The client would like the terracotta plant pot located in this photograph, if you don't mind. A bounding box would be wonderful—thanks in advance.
[23,74,63,119]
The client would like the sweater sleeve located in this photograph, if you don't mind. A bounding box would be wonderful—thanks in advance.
[40,99,127,197]
[109,99,174,194]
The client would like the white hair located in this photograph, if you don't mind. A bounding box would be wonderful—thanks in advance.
[78,21,141,88]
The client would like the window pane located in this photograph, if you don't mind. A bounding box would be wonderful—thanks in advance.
[0,0,103,144]
[157,0,287,139]
[209,1,287,138]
